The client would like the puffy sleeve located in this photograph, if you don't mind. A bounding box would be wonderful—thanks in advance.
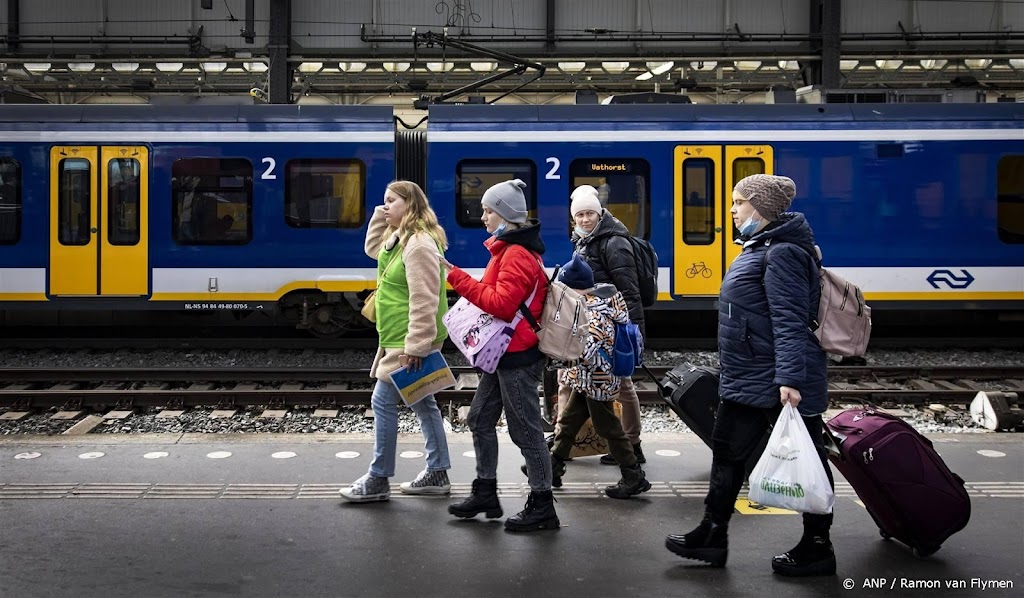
[402,232,442,357]
[764,244,815,389]
[364,206,389,259]
[602,235,645,333]
[447,246,539,322]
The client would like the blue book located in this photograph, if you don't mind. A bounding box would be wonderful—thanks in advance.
[388,351,456,406]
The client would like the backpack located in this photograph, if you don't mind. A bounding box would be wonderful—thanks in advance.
[519,263,590,363]
[605,321,644,377]
[762,242,872,357]
[628,237,659,307]
[598,234,659,309]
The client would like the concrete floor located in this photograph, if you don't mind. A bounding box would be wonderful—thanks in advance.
[1,433,1021,598]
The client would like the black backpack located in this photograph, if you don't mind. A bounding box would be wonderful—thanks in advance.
[628,236,659,307]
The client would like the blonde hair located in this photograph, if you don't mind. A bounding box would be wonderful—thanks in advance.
[385,180,448,250]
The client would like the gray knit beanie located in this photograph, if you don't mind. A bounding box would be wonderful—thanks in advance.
[734,174,797,221]
[481,179,528,224]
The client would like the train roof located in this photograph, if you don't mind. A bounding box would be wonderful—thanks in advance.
[427,103,1024,124]
[0,104,395,124]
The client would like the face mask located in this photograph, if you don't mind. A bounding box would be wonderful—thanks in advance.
[738,216,761,237]
[493,222,507,236]
[574,225,590,238]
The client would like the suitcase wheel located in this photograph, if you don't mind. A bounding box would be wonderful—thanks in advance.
[879,530,891,540]
[913,545,940,558]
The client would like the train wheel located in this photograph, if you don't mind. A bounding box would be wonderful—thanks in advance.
[308,303,364,338]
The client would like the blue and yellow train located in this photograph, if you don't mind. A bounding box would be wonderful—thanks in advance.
[0,102,1021,336]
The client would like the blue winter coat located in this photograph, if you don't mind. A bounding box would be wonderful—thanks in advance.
[717,212,829,416]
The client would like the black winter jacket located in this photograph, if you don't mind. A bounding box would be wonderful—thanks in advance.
[717,212,828,416]
[572,212,645,335]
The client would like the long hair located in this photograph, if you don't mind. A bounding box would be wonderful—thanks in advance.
[385,180,448,250]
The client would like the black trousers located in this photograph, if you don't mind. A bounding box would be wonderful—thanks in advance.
[705,400,835,533]
[551,390,636,467]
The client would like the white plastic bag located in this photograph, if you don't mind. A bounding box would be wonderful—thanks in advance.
[748,403,835,514]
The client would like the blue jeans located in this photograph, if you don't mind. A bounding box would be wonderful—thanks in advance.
[468,358,551,492]
[368,379,451,478]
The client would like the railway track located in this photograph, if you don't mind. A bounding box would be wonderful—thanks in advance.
[1,365,1022,413]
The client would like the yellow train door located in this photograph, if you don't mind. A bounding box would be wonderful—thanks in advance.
[672,145,773,299]
[49,146,149,296]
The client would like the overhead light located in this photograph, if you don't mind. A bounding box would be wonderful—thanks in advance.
[112,62,139,73]
[426,62,453,72]
[778,60,800,71]
[297,62,323,73]
[735,60,761,71]
[340,62,366,72]
[201,62,227,73]
[24,63,51,72]
[920,59,947,70]
[558,62,587,73]
[1010,59,1024,69]
[875,60,903,70]
[470,61,496,72]
[383,62,410,72]
[156,62,183,72]
[840,60,859,70]
[635,71,654,81]
[69,62,95,72]
[244,61,268,72]
[965,58,991,69]
[601,61,630,73]
[689,61,717,71]
[647,61,674,75]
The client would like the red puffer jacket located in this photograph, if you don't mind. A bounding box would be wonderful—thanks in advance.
[447,227,547,354]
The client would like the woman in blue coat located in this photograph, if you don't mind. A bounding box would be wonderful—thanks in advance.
[664,174,836,577]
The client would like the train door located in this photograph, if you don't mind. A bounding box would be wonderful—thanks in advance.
[671,144,773,299]
[49,146,149,296]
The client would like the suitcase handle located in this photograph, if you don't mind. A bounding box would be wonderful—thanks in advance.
[641,364,669,397]
[829,409,935,449]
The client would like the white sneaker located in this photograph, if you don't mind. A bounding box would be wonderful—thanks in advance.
[339,474,390,502]
[399,469,451,495]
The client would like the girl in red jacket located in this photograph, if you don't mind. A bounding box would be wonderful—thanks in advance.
[440,179,559,533]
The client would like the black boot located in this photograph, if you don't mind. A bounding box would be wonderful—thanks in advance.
[771,533,836,577]
[519,454,566,488]
[448,478,503,519]
[504,490,560,532]
[600,441,646,465]
[551,454,566,488]
[605,464,652,499]
[665,514,729,567]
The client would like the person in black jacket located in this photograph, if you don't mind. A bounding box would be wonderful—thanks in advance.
[664,174,836,578]
[565,185,646,464]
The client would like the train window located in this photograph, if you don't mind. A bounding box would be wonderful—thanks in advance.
[108,158,140,246]
[570,159,651,237]
[284,159,365,228]
[682,159,714,245]
[58,158,91,246]
[0,159,21,245]
[997,156,1024,244]
[171,158,252,245]
[732,158,765,183]
[455,160,537,228]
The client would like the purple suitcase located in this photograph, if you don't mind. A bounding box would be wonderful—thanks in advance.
[826,408,971,557]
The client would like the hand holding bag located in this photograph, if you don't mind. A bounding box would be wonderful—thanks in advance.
[748,403,835,514]
[443,283,538,374]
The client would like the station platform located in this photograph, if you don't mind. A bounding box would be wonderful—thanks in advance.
[1,432,1021,598]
